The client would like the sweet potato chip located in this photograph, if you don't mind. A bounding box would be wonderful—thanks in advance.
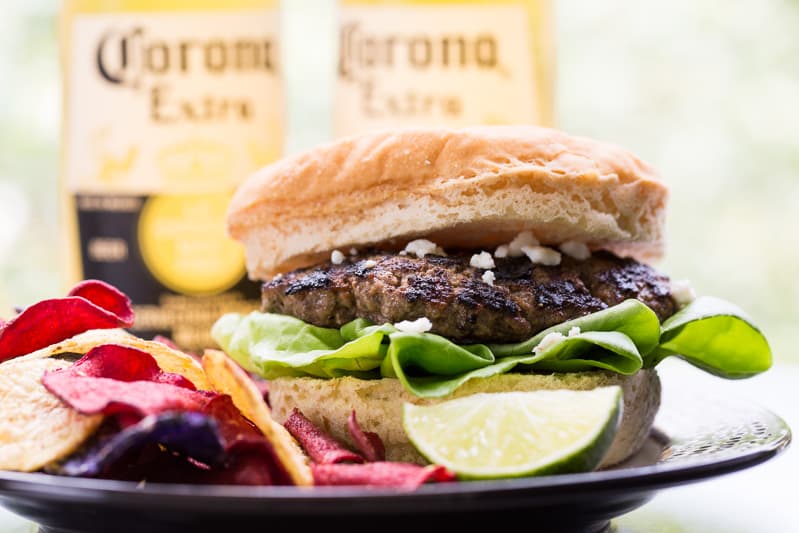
[153,335,200,361]
[284,408,364,465]
[0,357,103,472]
[13,329,209,391]
[0,280,134,363]
[201,349,313,486]
[311,462,457,488]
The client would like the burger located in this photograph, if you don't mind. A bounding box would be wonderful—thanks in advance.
[211,125,771,469]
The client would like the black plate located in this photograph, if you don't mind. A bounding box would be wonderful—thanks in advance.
[0,388,791,533]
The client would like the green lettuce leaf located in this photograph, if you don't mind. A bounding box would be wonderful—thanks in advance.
[489,299,661,358]
[212,299,659,398]
[210,312,387,379]
[389,329,646,398]
[210,295,772,398]
[652,296,772,378]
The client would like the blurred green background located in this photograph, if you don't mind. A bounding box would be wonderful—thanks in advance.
[1,0,797,369]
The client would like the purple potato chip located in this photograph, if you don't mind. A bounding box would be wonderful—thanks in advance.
[51,412,225,477]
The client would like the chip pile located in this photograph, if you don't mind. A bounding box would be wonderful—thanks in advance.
[0,280,456,489]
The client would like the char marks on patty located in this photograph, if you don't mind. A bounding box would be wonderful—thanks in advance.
[262,250,676,344]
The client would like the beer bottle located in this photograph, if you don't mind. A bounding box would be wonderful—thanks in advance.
[59,0,283,350]
[335,0,555,135]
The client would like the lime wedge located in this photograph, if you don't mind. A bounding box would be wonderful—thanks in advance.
[402,387,622,479]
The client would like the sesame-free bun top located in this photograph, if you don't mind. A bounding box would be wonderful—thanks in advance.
[229,125,669,279]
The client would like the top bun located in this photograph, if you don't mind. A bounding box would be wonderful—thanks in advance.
[229,125,668,280]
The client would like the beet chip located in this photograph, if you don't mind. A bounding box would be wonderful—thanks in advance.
[67,344,197,389]
[348,410,385,462]
[312,463,457,488]
[192,396,293,486]
[43,373,215,419]
[204,395,267,448]
[68,280,135,325]
[0,279,134,363]
[42,345,217,419]
[119,443,288,486]
[284,408,363,464]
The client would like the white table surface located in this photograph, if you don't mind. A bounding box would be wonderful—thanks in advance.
[1,359,795,533]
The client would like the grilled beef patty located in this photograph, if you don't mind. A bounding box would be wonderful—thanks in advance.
[261,250,676,343]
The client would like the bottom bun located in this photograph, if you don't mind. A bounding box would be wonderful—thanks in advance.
[268,369,661,469]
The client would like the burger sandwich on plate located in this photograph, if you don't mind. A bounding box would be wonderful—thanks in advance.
[212,125,771,471]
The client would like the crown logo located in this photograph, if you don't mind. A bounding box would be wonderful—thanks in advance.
[157,139,233,186]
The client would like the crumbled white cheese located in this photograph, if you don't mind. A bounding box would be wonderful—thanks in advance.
[534,332,566,354]
[494,244,509,258]
[670,279,696,308]
[508,231,540,257]
[482,270,495,286]
[403,239,445,258]
[349,247,359,256]
[331,249,345,265]
[470,251,495,270]
[521,245,562,266]
[559,241,591,261]
[272,273,283,281]
[568,326,581,337]
[393,317,433,334]
[362,259,377,269]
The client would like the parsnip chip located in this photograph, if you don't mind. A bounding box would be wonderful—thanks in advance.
[11,329,209,391]
[0,357,103,472]
[201,349,313,486]
[10,328,136,363]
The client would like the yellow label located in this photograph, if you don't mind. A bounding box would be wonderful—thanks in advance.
[335,0,554,135]
[137,194,246,296]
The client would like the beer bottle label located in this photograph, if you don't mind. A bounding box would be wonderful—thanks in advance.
[61,6,282,350]
[336,2,552,135]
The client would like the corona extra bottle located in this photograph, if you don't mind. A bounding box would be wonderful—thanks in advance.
[335,0,555,135]
[59,0,282,350]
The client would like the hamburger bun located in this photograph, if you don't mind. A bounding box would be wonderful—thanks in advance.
[228,125,668,279]
[268,368,661,469]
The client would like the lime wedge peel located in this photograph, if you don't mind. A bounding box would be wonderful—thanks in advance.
[402,387,623,480]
